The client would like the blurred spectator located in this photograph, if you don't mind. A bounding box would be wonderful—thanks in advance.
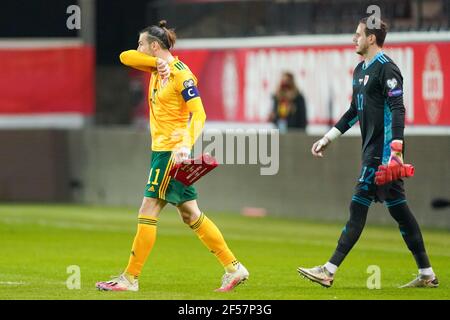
[269,72,307,133]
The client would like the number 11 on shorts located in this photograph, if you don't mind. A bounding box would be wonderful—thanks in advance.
[147,168,160,185]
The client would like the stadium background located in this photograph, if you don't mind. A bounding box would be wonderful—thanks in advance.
[0,0,449,300]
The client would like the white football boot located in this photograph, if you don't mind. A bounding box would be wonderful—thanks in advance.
[96,273,139,292]
[399,274,439,288]
[297,265,334,288]
[215,263,249,292]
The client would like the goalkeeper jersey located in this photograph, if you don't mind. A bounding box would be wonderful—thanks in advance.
[334,51,406,165]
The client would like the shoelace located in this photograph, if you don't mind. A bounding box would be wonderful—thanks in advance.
[107,274,125,284]
[312,266,322,272]
[221,273,235,286]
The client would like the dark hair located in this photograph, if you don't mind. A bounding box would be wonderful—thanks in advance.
[283,72,295,84]
[276,71,299,98]
[140,20,176,50]
[359,17,388,47]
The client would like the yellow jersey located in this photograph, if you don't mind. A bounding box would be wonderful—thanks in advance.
[120,50,206,151]
[149,58,199,151]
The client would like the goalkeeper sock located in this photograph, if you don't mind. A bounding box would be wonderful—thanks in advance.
[125,215,158,277]
[190,212,238,270]
[329,200,369,266]
[419,267,434,276]
[388,202,431,269]
[324,262,338,274]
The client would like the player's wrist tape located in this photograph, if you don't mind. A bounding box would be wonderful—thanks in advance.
[390,139,403,152]
[324,127,342,142]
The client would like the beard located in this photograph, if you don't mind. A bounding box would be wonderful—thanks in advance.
[356,42,369,56]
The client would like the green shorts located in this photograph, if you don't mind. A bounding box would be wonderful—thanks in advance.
[144,151,198,206]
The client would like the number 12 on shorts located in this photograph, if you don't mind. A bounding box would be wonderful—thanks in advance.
[359,166,375,184]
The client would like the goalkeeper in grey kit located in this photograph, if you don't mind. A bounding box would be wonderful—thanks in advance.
[297,17,438,288]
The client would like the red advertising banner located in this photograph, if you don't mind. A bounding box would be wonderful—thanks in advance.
[173,39,450,126]
[0,45,94,116]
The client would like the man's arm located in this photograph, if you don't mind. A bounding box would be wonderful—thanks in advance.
[375,63,411,185]
[186,97,207,146]
[334,97,358,135]
[119,50,170,78]
[381,63,406,166]
[173,73,206,163]
[382,62,406,143]
[311,97,358,157]
[119,50,157,72]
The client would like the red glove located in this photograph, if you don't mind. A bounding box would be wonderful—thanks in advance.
[375,164,414,185]
[375,140,414,185]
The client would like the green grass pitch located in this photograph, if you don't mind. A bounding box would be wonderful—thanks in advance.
[0,204,448,300]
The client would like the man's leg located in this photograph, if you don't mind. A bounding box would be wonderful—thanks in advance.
[96,197,166,291]
[298,197,370,287]
[177,200,249,291]
[298,163,375,287]
[328,199,370,268]
[386,199,438,288]
[125,197,166,277]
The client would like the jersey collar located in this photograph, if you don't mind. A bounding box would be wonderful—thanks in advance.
[169,56,179,66]
[362,51,385,70]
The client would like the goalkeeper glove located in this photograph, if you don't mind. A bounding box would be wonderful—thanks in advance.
[375,164,414,185]
[375,140,415,185]
[388,140,404,167]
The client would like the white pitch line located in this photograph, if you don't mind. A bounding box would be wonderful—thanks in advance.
[0,281,26,285]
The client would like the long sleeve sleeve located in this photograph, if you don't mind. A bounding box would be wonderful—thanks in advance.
[381,63,405,141]
[119,50,157,72]
[174,70,206,148]
[334,96,358,135]
[186,98,207,147]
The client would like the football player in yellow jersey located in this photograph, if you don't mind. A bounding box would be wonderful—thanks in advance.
[96,20,248,292]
